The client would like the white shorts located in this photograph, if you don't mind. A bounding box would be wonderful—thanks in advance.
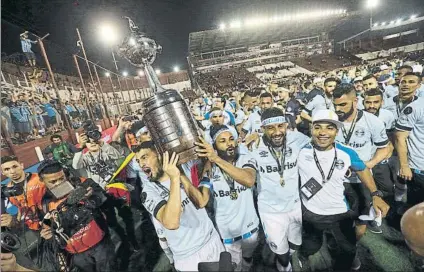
[259,201,302,254]
[224,231,259,271]
[174,230,225,272]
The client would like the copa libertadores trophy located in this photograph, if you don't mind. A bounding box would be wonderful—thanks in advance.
[118,17,199,164]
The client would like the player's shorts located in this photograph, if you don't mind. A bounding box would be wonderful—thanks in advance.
[259,201,302,255]
[174,230,225,272]
[224,230,259,271]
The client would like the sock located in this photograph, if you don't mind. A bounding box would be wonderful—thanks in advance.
[276,259,292,272]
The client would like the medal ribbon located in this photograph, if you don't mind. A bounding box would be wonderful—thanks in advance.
[313,146,337,183]
[267,140,287,186]
[340,111,359,145]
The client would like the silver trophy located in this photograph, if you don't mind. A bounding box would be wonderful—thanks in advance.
[118,17,200,164]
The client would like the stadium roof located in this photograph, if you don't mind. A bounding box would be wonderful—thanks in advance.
[188,12,357,55]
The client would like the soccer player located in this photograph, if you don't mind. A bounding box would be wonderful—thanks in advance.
[297,109,389,271]
[250,107,310,272]
[241,92,274,140]
[193,125,259,271]
[333,83,392,236]
[134,142,224,271]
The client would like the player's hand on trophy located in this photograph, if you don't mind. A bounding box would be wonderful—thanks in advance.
[162,151,180,181]
[195,137,219,163]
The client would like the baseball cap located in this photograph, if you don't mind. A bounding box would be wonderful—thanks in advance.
[312,109,342,129]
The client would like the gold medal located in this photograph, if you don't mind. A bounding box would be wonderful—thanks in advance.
[280,175,285,187]
[230,190,238,200]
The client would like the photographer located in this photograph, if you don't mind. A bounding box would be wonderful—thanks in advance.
[43,135,82,176]
[1,156,46,231]
[37,160,116,272]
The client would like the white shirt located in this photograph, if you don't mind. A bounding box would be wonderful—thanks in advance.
[298,143,366,215]
[202,149,260,240]
[242,110,262,135]
[142,179,216,259]
[303,94,334,117]
[251,131,310,213]
[395,97,424,170]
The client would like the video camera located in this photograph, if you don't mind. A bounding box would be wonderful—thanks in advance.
[83,120,102,141]
[1,187,21,253]
[1,184,24,199]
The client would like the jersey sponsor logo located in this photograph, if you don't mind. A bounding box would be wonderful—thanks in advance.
[247,222,254,228]
[259,151,269,157]
[403,106,413,115]
[348,142,366,149]
[335,159,345,170]
[354,128,365,137]
[213,186,248,198]
[181,197,190,209]
[259,161,297,173]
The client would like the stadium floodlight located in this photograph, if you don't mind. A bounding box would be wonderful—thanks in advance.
[381,21,386,25]
[99,24,118,44]
[366,0,379,9]
[410,14,417,20]
[373,23,379,27]
[396,18,402,24]
[105,72,110,77]
[122,71,128,77]
[230,20,242,28]
[138,70,144,76]
[390,20,395,24]
[173,66,180,72]
[219,23,226,30]
[129,37,136,46]
[155,69,161,75]
[343,9,347,14]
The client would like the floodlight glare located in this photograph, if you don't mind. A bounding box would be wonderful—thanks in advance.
[390,20,395,24]
[230,20,241,28]
[373,23,379,27]
[219,23,226,30]
[129,37,136,46]
[138,70,144,76]
[122,71,128,77]
[396,18,402,24]
[105,72,110,77]
[173,66,180,72]
[99,24,117,44]
[366,0,379,9]
[410,14,417,20]
[155,69,161,75]
[381,21,386,25]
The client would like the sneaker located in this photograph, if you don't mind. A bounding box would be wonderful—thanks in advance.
[351,255,361,271]
[368,220,383,234]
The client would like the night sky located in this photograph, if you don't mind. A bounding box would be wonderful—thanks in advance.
[1,0,423,76]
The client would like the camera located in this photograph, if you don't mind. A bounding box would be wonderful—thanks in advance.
[1,184,24,199]
[122,115,138,122]
[83,120,102,141]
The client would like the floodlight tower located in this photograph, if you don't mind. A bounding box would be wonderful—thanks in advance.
[367,0,379,29]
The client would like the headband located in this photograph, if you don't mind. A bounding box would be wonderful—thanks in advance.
[212,128,231,143]
[210,110,223,117]
[261,116,287,126]
[135,126,149,138]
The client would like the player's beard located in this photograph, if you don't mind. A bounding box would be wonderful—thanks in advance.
[266,133,285,149]
[217,146,238,162]
[336,103,354,122]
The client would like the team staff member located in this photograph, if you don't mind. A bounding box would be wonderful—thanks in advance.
[333,83,392,236]
[193,126,259,271]
[297,109,389,271]
[250,108,310,272]
[1,156,46,231]
[301,77,338,122]
[241,92,273,140]
[134,142,224,271]
[363,89,397,201]
[395,92,424,207]
[38,160,116,272]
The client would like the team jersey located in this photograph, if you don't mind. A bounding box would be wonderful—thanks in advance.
[298,143,366,215]
[303,94,334,117]
[201,149,259,240]
[336,110,389,162]
[242,110,262,135]
[395,97,424,170]
[251,131,310,214]
[376,108,395,131]
[141,179,216,259]
[417,84,424,97]
[387,95,419,120]
[234,109,246,126]
[357,95,364,110]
